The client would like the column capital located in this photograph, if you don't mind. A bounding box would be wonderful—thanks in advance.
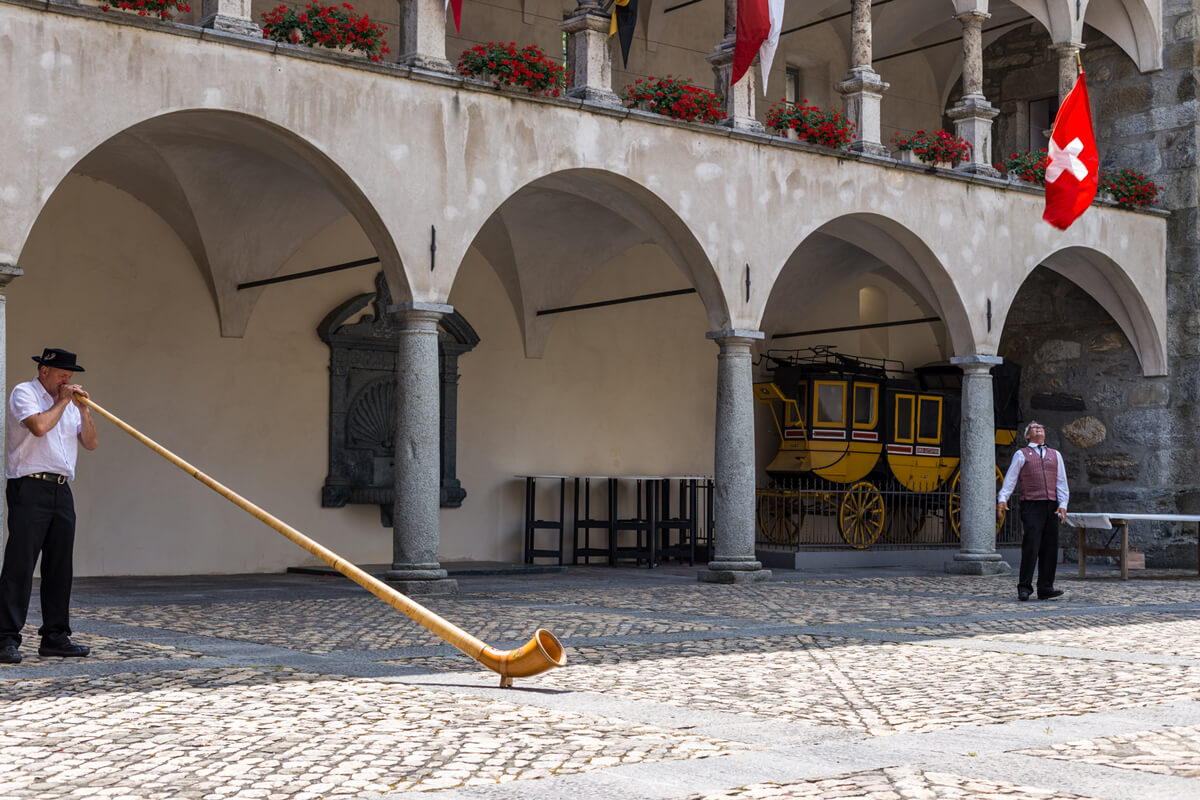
[950,354,1003,367]
[0,263,23,291]
[389,301,454,316]
[1048,40,1086,55]
[560,5,609,31]
[706,328,765,342]
[954,9,991,25]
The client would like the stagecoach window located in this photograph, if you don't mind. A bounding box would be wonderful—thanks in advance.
[815,382,845,425]
[895,395,914,441]
[918,396,942,442]
[853,384,877,427]
[786,382,808,427]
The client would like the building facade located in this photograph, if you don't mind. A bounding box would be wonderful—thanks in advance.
[0,0,1181,581]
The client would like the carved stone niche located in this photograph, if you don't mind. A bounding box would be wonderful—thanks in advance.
[318,272,479,525]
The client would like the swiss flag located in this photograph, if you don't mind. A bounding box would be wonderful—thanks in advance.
[731,0,771,87]
[1043,72,1099,230]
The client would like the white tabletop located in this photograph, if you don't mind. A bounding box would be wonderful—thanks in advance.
[1065,512,1200,529]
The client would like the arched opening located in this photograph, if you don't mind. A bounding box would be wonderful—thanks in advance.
[441,169,726,564]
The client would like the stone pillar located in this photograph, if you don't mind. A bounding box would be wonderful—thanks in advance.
[397,0,453,73]
[1049,41,1085,104]
[946,355,1012,576]
[699,330,771,584]
[0,265,22,542]
[384,302,458,595]
[835,0,889,156]
[199,0,261,37]
[706,0,763,132]
[561,2,620,105]
[947,11,1000,176]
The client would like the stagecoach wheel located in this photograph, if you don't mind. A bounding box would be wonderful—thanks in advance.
[757,492,803,545]
[947,467,1005,539]
[838,481,885,549]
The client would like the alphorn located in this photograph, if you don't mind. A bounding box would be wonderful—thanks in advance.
[76,394,566,687]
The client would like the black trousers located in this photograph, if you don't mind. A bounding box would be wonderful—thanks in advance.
[0,477,76,647]
[1018,499,1060,595]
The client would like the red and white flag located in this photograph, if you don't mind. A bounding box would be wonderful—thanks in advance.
[445,0,462,33]
[758,0,785,94]
[731,0,771,88]
[1043,71,1099,230]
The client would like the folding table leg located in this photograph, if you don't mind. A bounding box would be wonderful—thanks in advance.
[1078,528,1086,578]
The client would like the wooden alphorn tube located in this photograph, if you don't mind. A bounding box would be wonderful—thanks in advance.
[77,394,566,687]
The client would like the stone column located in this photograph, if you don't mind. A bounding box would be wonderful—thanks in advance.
[947,11,1000,176]
[561,2,620,105]
[397,0,453,73]
[946,355,1011,575]
[706,0,764,132]
[699,330,771,584]
[0,265,22,542]
[835,0,889,156]
[1049,41,1085,104]
[199,0,261,37]
[384,302,458,595]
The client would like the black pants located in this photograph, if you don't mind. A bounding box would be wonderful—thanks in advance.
[0,477,76,647]
[1018,499,1059,595]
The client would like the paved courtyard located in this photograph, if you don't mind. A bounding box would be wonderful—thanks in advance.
[3,563,1200,799]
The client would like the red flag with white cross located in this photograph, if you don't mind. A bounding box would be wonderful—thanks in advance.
[1042,71,1099,230]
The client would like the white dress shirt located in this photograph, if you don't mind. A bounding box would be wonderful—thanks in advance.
[6,378,82,480]
[997,445,1069,510]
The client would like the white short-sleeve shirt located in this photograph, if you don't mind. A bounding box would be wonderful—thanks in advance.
[6,378,81,480]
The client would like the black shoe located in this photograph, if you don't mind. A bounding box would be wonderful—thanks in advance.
[0,644,20,664]
[1038,589,1065,601]
[1018,590,1031,601]
[38,640,90,658]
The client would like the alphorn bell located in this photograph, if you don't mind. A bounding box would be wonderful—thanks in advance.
[76,394,566,687]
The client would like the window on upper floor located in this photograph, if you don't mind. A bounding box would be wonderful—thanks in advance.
[785,67,802,104]
[1029,96,1059,151]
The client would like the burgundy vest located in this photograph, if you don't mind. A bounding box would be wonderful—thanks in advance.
[1017,446,1059,501]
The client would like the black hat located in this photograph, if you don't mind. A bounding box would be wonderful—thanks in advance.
[32,348,85,372]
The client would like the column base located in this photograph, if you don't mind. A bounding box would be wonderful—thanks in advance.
[945,556,1012,576]
[718,116,766,133]
[848,140,890,157]
[200,14,261,37]
[567,86,622,106]
[397,54,455,74]
[955,161,1001,178]
[698,564,772,584]
[384,575,460,596]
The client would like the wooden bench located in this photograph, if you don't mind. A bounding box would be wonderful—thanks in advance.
[1064,513,1200,580]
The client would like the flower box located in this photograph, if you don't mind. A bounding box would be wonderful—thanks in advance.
[261,2,390,62]
[619,76,725,124]
[1098,168,1161,207]
[457,42,568,97]
[80,0,191,21]
[891,129,972,167]
[766,99,855,150]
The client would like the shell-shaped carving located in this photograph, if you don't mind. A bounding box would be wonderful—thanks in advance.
[347,379,396,454]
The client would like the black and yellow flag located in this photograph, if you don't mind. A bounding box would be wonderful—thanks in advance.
[608,0,638,68]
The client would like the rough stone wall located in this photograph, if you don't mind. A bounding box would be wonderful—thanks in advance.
[976,8,1200,566]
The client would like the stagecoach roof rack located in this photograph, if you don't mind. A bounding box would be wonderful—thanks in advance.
[760,345,907,378]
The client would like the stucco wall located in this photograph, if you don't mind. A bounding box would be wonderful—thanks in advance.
[5,173,718,575]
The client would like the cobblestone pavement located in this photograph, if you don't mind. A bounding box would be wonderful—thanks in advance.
[3,565,1200,799]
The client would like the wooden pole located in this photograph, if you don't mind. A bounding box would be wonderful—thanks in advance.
[76,394,565,686]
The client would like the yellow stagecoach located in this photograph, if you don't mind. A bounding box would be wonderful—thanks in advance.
[754,346,1020,549]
